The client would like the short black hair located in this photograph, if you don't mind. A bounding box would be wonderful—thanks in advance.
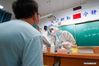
[12,0,38,19]
[44,26,47,31]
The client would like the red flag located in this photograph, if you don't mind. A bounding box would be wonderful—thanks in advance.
[73,13,81,19]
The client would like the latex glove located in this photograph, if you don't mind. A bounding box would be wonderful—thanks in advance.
[62,42,72,49]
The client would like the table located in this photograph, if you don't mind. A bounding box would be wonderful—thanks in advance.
[57,54,99,66]
[43,53,59,66]
[43,53,99,66]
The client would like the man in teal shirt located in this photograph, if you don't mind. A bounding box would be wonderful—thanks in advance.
[0,0,43,66]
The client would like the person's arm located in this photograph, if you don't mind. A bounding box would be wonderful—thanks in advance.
[67,32,76,44]
[62,31,76,44]
[42,36,51,47]
[22,35,43,66]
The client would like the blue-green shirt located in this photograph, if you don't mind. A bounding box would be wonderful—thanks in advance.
[0,20,43,66]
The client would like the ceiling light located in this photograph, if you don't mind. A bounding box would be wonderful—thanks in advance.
[0,5,4,9]
[40,13,53,19]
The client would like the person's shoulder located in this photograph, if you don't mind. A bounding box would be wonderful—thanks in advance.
[6,20,41,37]
[9,19,34,30]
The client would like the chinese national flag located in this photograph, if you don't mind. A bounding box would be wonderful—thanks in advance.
[73,13,81,19]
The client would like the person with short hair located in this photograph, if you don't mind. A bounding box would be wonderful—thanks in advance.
[0,0,43,66]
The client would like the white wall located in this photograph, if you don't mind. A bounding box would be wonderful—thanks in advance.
[39,0,99,28]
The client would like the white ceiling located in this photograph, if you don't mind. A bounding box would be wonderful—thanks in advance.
[0,0,87,18]
[36,0,86,16]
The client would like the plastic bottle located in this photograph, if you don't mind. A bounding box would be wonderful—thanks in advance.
[50,43,55,53]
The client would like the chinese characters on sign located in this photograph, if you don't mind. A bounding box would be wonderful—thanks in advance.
[47,9,98,26]
[83,10,97,17]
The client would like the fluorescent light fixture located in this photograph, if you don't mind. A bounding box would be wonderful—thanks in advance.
[40,13,53,19]
[0,5,4,9]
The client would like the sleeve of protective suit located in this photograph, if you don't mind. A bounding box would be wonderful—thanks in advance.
[42,36,51,47]
[62,31,76,44]
[50,35,56,44]
[22,35,43,66]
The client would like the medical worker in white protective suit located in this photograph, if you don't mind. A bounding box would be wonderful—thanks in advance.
[48,26,76,53]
